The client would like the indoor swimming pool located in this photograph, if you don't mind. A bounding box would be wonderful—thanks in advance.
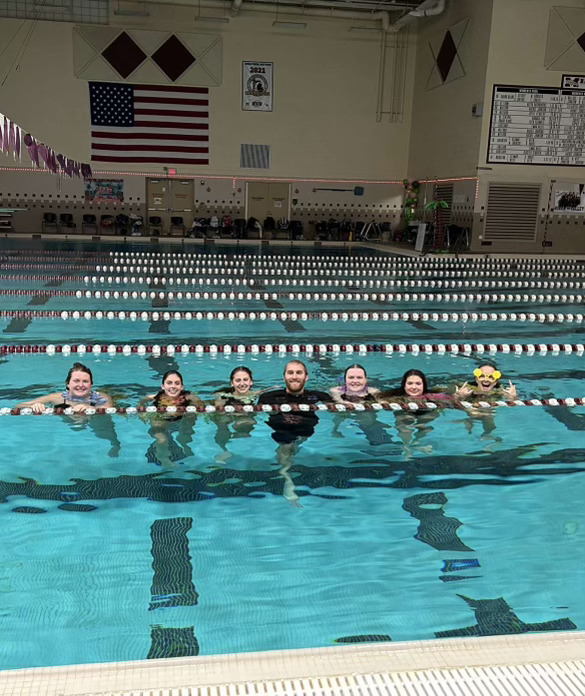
[0,241,583,671]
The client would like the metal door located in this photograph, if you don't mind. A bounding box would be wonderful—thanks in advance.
[146,178,195,234]
[246,182,291,223]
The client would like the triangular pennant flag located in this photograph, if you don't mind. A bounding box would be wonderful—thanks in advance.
[2,116,7,153]
[9,121,15,158]
[15,126,21,161]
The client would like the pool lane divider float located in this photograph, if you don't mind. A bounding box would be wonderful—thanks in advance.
[1,288,584,305]
[3,274,585,290]
[3,396,585,417]
[3,257,584,273]
[1,308,583,323]
[2,342,584,355]
[4,262,584,280]
[6,249,583,268]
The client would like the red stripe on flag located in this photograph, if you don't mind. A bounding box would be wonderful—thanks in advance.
[92,143,208,153]
[133,120,209,130]
[135,107,209,116]
[91,155,210,164]
[91,131,208,141]
[134,97,209,106]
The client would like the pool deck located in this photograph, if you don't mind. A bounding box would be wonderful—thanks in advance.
[1,631,584,696]
[2,231,585,260]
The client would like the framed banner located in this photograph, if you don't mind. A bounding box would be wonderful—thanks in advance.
[242,62,273,112]
[85,179,124,203]
[553,184,585,213]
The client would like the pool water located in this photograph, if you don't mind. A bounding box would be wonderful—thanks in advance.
[0,240,584,670]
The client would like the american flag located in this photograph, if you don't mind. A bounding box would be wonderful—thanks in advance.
[89,82,209,165]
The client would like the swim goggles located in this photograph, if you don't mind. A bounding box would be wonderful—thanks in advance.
[473,369,501,381]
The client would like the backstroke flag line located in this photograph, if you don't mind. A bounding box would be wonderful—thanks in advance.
[89,82,209,165]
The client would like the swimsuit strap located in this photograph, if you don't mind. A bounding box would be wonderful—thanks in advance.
[61,389,108,405]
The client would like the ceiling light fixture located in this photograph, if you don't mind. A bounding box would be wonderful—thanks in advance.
[195,15,230,22]
[348,26,380,33]
[272,20,307,29]
[114,9,150,16]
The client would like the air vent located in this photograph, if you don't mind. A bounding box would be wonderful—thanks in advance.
[484,183,540,242]
[240,144,270,169]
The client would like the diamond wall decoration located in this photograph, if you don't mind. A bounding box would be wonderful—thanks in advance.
[426,17,468,90]
[102,32,147,79]
[152,35,196,82]
[74,27,223,87]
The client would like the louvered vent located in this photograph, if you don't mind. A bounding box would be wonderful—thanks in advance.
[240,144,270,169]
[484,183,540,241]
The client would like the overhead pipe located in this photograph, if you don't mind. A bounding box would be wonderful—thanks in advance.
[222,0,393,30]
[389,0,446,32]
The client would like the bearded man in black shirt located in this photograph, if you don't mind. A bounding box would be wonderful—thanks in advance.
[257,360,332,506]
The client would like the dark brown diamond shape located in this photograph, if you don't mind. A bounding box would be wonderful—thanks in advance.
[578,31,585,52]
[436,30,457,82]
[102,32,147,79]
[152,35,195,82]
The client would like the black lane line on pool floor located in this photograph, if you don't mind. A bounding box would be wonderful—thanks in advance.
[3,318,31,333]
[248,273,306,333]
[148,517,199,659]
[27,294,51,306]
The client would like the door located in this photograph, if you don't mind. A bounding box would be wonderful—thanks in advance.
[246,182,291,225]
[146,178,195,234]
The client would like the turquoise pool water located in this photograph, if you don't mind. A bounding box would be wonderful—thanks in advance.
[0,240,584,670]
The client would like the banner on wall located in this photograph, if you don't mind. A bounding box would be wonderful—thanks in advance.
[85,179,124,203]
[553,184,585,213]
[242,62,273,112]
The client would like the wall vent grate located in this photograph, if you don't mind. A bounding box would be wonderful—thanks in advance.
[240,144,271,169]
[484,182,541,242]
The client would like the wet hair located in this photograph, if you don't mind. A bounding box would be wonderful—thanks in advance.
[284,360,308,376]
[65,362,93,387]
[230,366,253,381]
[161,370,184,385]
[344,364,367,380]
[379,369,428,398]
[400,369,428,395]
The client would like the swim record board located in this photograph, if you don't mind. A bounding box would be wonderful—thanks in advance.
[487,84,585,166]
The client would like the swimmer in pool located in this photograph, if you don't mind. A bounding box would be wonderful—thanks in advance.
[454,364,517,400]
[330,364,393,445]
[453,364,517,441]
[258,360,332,507]
[213,367,262,462]
[15,362,121,456]
[378,370,449,457]
[140,370,204,467]
[16,362,113,413]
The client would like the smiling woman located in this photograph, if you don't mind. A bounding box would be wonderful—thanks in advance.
[15,362,113,413]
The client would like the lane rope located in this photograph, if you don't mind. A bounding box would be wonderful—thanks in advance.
[3,396,584,416]
[2,342,583,355]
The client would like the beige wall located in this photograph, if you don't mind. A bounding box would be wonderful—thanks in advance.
[0,5,415,181]
[407,0,493,179]
[472,0,585,253]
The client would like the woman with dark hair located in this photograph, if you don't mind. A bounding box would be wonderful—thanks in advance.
[140,370,204,467]
[378,369,430,401]
[378,369,448,457]
[213,366,262,462]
